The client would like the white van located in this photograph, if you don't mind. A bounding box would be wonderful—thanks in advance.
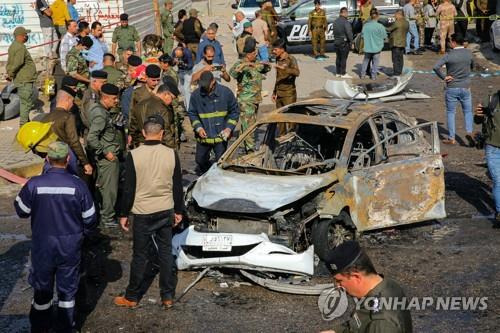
[232,0,285,21]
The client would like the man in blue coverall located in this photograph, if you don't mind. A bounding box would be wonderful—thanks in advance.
[14,141,97,333]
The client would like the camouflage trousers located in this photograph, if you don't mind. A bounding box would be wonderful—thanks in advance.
[439,21,454,52]
[239,101,259,152]
[173,98,187,146]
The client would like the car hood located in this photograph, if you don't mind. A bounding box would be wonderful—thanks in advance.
[191,165,333,213]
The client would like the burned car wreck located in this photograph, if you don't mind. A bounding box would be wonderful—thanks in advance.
[185,99,446,261]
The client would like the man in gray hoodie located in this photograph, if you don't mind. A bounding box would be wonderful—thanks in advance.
[433,33,474,145]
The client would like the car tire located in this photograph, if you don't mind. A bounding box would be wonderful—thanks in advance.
[312,212,356,262]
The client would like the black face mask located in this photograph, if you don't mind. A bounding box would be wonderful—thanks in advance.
[24,35,29,43]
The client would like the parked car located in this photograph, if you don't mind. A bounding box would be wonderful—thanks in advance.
[277,0,357,47]
[277,0,398,49]
[186,99,446,261]
[232,0,285,21]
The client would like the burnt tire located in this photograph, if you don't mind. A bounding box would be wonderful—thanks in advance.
[312,212,355,262]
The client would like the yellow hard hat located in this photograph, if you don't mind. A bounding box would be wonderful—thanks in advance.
[16,121,58,153]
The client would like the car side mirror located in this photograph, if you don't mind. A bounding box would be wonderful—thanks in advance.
[231,3,238,9]
[290,13,296,21]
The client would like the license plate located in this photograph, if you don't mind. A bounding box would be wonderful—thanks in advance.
[202,235,233,252]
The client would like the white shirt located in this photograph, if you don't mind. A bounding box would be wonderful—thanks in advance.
[60,32,78,71]
[232,18,250,39]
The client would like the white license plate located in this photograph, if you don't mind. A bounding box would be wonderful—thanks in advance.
[202,235,233,252]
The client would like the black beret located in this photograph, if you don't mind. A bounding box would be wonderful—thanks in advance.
[91,70,108,79]
[128,55,142,67]
[60,85,77,98]
[101,83,119,96]
[199,71,214,87]
[120,13,129,21]
[79,36,93,48]
[144,114,165,130]
[323,241,362,274]
[243,37,257,54]
[145,64,161,78]
[61,75,79,87]
[160,76,180,97]
[158,53,172,63]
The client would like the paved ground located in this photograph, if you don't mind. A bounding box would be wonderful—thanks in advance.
[1,0,500,332]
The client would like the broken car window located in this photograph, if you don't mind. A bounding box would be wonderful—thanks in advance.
[224,122,347,175]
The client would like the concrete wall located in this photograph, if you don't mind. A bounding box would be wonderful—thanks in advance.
[0,0,191,61]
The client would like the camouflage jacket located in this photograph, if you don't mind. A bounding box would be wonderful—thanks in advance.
[66,46,89,91]
[103,65,127,90]
[229,60,271,103]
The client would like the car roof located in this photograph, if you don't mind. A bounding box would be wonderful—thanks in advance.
[257,98,387,129]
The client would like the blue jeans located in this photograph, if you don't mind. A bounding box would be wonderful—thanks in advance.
[445,87,473,140]
[257,45,269,62]
[486,144,500,213]
[406,21,419,53]
[361,52,380,79]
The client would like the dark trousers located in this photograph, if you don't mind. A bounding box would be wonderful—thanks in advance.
[334,42,350,75]
[391,47,405,76]
[125,210,176,302]
[424,27,435,46]
[454,20,467,40]
[29,255,80,333]
[195,141,228,174]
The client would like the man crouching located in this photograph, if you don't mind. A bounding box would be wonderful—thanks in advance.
[114,114,184,309]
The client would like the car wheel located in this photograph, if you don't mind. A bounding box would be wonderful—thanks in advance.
[312,212,356,262]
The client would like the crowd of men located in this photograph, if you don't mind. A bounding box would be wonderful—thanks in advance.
[5,0,499,331]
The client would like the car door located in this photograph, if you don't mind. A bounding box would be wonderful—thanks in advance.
[284,1,315,43]
[345,116,446,231]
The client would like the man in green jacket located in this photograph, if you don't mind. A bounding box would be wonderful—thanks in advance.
[87,83,121,228]
[112,13,141,61]
[322,241,413,333]
[161,0,175,55]
[386,9,409,76]
[6,27,37,126]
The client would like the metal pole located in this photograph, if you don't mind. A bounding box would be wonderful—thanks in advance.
[152,0,162,35]
[208,0,212,16]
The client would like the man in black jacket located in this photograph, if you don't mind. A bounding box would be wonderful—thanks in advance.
[114,115,184,309]
[332,7,353,78]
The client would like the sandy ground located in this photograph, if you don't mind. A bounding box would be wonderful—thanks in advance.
[1,0,500,332]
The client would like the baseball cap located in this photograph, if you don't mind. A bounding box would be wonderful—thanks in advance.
[13,27,31,37]
[47,141,69,159]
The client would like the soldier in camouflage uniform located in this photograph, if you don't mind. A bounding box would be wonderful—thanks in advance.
[415,0,426,50]
[115,48,134,76]
[260,0,278,44]
[159,54,187,143]
[87,84,122,228]
[308,0,328,59]
[229,38,270,152]
[66,36,94,96]
[161,0,175,55]
[103,53,127,90]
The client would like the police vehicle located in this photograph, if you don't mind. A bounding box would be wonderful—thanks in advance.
[277,0,398,48]
[277,0,358,46]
